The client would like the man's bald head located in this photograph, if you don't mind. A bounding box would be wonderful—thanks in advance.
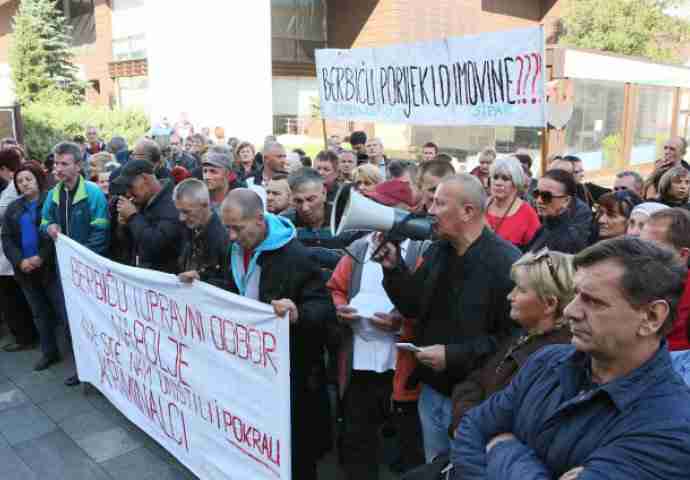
[222,188,264,219]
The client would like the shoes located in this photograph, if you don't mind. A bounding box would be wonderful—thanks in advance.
[64,374,80,387]
[34,354,61,371]
[2,342,35,352]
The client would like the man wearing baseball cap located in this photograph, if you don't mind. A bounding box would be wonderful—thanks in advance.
[202,146,246,214]
[113,159,184,273]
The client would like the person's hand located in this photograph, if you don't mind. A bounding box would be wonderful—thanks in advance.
[47,224,61,240]
[178,271,200,284]
[416,344,446,372]
[371,233,399,270]
[271,299,299,324]
[370,311,403,332]
[117,197,137,222]
[486,433,516,453]
[559,467,584,480]
[336,305,360,323]
[19,259,34,273]
[27,256,43,269]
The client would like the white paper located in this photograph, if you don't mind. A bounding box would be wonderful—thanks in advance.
[349,292,395,321]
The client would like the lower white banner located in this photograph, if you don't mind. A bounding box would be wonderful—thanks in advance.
[56,234,292,479]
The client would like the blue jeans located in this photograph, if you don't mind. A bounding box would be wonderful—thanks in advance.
[671,350,690,386]
[16,273,65,357]
[418,384,453,462]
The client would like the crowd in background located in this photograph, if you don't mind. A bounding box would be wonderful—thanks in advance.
[0,123,689,479]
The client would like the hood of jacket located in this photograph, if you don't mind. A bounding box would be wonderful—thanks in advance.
[230,213,295,295]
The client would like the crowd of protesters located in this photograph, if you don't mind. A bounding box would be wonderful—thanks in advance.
[0,125,689,480]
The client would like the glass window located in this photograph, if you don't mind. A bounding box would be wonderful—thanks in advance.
[271,0,326,63]
[565,79,625,171]
[58,0,96,46]
[112,34,147,61]
[630,85,674,166]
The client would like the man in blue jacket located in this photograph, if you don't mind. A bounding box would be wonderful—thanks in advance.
[42,141,110,386]
[452,237,690,479]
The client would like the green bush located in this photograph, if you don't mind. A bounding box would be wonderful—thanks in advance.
[23,101,150,162]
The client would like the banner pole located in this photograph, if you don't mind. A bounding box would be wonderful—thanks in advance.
[322,118,328,151]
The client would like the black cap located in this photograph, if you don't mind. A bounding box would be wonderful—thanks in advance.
[350,131,367,146]
[112,159,154,188]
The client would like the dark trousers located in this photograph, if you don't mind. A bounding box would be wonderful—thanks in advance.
[341,370,394,480]
[16,272,65,357]
[392,400,425,473]
[0,275,37,345]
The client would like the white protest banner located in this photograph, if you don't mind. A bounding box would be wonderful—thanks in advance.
[55,234,291,480]
[316,26,545,127]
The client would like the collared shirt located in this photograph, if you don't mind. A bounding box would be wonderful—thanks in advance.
[452,343,690,479]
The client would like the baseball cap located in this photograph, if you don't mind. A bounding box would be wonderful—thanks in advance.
[203,152,232,170]
[112,159,154,188]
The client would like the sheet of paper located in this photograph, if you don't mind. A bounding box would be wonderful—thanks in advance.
[349,292,395,320]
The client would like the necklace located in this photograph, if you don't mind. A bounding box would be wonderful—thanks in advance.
[487,195,518,234]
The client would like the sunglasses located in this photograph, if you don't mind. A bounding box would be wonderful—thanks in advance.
[531,249,565,293]
[613,186,628,192]
[533,189,567,203]
[492,174,512,182]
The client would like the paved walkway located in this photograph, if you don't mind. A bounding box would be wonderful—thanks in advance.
[0,330,398,479]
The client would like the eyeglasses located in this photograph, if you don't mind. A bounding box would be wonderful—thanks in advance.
[613,186,628,192]
[492,174,512,182]
[533,189,567,203]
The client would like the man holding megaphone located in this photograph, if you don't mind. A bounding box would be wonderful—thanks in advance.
[372,174,521,462]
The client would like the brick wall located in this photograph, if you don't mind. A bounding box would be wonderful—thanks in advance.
[0,0,113,106]
[328,0,560,50]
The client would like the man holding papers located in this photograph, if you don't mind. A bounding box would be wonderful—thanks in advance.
[327,184,427,479]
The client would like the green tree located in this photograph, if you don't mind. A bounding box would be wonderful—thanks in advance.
[9,0,85,105]
[560,0,690,64]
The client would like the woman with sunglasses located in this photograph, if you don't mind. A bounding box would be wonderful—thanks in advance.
[593,190,643,241]
[447,249,573,437]
[526,169,593,254]
[485,156,540,249]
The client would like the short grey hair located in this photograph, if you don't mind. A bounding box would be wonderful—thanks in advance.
[491,155,528,192]
[479,147,497,161]
[173,178,210,205]
[616,170,644,191]
[263,141,284,155]
[288,167,324,192]
[53,142,82,163]
[221,188,264,219]
[442,174,487,214]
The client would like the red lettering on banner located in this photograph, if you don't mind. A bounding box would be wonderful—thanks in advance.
[222,408,281,475]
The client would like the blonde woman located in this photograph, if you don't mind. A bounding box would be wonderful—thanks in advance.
[449,249,574,435]
[88,152,118,182]
[352,164,383,195]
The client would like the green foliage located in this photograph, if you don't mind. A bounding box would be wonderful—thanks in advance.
[602,132,624,168]
[9,0,87,105]
[23,102,150,161]
[560,0,690,64]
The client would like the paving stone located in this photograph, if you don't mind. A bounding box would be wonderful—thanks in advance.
[59,410,118,441]
[15,373,67,404]
[73,426,143,463]
[100,446,186,478]
[0,382,30,412]
[37,390,97,423]
[13,430,111,480]
[0,404,57,445]
[0,444,38,480]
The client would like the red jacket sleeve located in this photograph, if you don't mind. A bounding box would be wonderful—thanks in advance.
[326,254,353,308]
